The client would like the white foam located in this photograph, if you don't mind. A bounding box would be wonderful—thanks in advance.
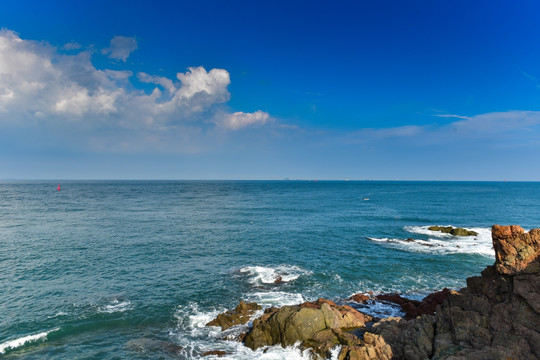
[245,291,305,307]
[179,340,317,360]
[0,328,59,354]
[367,226,494,257]
[98,298,131,313]
[239,265,312,285]
[348,299,404,319]
[172,301,344,360]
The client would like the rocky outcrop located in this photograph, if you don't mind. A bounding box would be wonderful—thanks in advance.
[207,225,539,359]
[243,298,372,357]
[492,224,540,274]
[206,301,262,330]
[428,226,478,236]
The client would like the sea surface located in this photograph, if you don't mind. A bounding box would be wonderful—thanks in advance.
[1,181,539,359]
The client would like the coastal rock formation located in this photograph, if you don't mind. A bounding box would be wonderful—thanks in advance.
[207,225,539,359]
[243,298,372,356]
[428,226,478,236]
[206,301,262,331]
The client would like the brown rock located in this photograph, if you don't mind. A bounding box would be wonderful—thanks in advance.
[349,293,372,303]
[492,225,540,275]
[244,298,372,356]
[206,301,262,331]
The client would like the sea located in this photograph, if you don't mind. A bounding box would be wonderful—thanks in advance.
[1,180,539,359]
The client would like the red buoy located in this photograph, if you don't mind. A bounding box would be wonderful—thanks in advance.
[57,184,61,191]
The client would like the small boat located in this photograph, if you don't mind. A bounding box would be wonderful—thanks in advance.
[363,197,369,201]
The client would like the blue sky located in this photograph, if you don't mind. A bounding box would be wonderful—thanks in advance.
[1,0,540,180]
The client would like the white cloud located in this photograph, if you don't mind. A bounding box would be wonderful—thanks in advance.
[138,72,175,93]
[220,110,271,130]
[102,36,138,61]
[62,42,82,50]
[449,111,540,135]
[0,29,273,152]
[433,114,470,120]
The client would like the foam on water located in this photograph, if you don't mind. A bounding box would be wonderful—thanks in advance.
[238,265,312,285]
[245,291,305,307]
[0,328,60,354]
[98,298,132,313]
[366,225,494,257]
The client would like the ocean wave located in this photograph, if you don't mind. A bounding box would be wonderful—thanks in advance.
[245,291,305,307]
[0,328,60,354]
[238,265,312,285]
[98,298,132,313]
[365,225,494,256]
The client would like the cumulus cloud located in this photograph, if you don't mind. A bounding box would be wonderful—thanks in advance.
[220,110,271,130]
[102,35,138,61]
[0,29,272,152]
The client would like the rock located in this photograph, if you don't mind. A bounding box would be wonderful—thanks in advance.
[233,225,539,360]
[349,293,372,303]
[492,224,540,274]
[206,301,262,331]
[243,298,372,357]
[428,225,478,236]
[202,350,227,357]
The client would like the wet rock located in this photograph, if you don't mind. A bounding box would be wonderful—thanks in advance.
[206,301,262,331]
[243,298,372,357]
[202,350,227,357]
[349,292,372,303]
[428,226,478,236]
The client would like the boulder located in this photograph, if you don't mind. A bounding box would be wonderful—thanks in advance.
[243,298,372,357]
[206,301,262,331]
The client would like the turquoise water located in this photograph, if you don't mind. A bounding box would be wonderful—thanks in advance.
[1,181,538,359]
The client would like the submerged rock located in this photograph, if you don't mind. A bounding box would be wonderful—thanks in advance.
[206,301,262,331]
[202,350,227,357]
[125,338,183,355]
[428,226,478,236]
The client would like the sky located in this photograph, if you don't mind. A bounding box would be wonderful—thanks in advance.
[1,0,540,180]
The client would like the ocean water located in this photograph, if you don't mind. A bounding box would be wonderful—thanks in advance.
[0,180,539,359]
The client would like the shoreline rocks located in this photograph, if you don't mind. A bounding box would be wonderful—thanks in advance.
[206,225,539,359]
[206,301,262,331]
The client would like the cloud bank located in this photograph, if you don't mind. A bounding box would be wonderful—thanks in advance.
[0,29,271,152]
